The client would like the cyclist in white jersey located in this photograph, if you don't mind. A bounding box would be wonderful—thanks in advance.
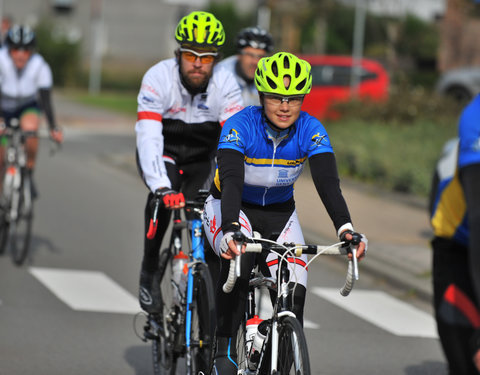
[0,25,63,189]
[203,52,367,374]
[135,11,244,313]
[217,26,273,107]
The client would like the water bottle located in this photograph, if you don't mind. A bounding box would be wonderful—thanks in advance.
[248,319,268,371]
[245,315,263,356]
[172,250,188,306]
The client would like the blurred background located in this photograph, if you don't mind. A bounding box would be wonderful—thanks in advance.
[1,0,477,197]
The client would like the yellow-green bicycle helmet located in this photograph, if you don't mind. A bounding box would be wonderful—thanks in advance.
[255,52,312,96]
[175,11,225,49]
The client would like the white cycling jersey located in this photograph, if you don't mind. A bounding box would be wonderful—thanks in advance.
[0,48,53,112]
[135,58,244,192]
[217,55,259,107]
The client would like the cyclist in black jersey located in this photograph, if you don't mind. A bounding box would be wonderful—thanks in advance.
[135,11,243,313]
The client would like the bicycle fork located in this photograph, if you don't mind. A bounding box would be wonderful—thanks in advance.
[185,218,204,375]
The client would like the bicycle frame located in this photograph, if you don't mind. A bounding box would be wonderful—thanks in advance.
[226,235,358,375]
[185,216,205,370]
[144,190,214,375]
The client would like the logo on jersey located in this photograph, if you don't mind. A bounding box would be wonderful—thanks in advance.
[223,128,241,146]
[276,169,297,186]
[198,94,209,110]
[142,96,155,105]
[309,133,330,150]
[168,105,187,114]
[473,137,480,152]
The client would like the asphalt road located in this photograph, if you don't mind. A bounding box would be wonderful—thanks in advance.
[0,128,447,374]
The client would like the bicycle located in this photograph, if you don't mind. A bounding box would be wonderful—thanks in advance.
[0,117,35,265]
[223,231,361,375]
[139,189,216,375]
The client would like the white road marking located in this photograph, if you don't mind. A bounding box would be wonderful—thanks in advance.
[311,287,438,338]
[256,288,320,329]
[30,267,140,314]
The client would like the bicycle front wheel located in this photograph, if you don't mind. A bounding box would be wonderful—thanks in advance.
[152,248,177,375]
[276,316,311,375]
[10,173,33,265]
[189,261,216,374]
[0,204,9,255]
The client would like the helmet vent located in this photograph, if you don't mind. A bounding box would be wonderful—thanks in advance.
[295,63,301,78]
[271,61,278,77]
[283,55,290,69]
[296,79,306,91]
[267,77,277,89]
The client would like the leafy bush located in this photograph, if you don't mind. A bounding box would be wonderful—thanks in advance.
[332,84,463,126]
[35,20,81,87]
[324,89,460,196]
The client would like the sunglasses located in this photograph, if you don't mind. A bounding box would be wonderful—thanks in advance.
[180,48,217,64]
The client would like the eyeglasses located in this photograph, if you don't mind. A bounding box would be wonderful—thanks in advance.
[240,50,267,60]
[180,48,217,64]
[264,94,304,107]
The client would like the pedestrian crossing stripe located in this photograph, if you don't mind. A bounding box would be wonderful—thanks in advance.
[29,267,140,314]
[311,287,438,338]
[29,267,438,338]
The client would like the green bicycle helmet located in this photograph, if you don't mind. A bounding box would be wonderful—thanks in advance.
[255,52,312,96]
[175,11,225,49]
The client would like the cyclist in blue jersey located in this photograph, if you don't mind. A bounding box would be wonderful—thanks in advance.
[430,94,480,375]
[203,52,367,374]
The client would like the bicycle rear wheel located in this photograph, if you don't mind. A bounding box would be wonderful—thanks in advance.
[189,262,216,374]
[10,173,33,265]
[276,316,311,375]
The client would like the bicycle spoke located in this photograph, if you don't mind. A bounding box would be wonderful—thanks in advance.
[277,316,311,375]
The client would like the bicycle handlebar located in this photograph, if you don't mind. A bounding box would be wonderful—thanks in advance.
[222,236,359,297]
[146,191,208,240]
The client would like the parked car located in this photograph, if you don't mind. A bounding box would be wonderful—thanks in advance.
[298,55,390,120]
[435,67,480,103]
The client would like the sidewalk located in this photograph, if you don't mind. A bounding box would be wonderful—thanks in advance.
[295,175,433,302]
[54,91,434,303]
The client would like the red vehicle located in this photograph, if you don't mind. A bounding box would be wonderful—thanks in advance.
[298,55,389,120]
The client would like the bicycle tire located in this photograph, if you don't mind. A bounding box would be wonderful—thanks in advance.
[235,317,248,372]
[0,207,9,255]
[10,172,33,266]
[152,248,177,375]
[275,316,311,375]
[189,261,216,374]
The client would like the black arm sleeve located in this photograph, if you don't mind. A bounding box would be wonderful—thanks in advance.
[39,88,57,130]
[217,148,245,233]
[459,163,480,308]
[309,152,352,232]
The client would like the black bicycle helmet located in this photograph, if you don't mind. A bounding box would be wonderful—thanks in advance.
[6,25,36,50]
[236,26,273,52]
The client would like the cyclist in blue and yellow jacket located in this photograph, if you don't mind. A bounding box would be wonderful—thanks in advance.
[430,93,480,375]
[203,52,368,374]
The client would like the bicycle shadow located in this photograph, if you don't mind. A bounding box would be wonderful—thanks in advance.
[405,360,447,374]
[123,344,154,375]
[20,234,62,266]
[124,344,188,375]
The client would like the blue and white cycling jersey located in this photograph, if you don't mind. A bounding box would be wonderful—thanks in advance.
[214,106,333,206]
[431,94,480,245]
